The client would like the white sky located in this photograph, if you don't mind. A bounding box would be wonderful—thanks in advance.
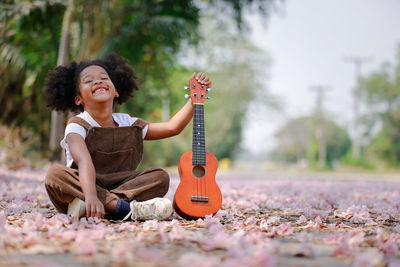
[243,0,400,155]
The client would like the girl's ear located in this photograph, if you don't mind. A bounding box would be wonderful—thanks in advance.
[75,95,82,106]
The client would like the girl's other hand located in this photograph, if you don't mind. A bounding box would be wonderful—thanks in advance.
[85,195,105,219]
[194,72,212,88]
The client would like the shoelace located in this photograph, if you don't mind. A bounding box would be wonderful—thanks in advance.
[122,200,156,221]
[122,200,136,221]
[122,210,132,221]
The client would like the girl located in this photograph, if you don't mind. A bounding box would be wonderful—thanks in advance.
[44,53,211,221]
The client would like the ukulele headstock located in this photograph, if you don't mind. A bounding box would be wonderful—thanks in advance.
[185,76,210,104]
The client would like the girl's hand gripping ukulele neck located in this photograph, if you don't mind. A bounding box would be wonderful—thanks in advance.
[173,76,222,220]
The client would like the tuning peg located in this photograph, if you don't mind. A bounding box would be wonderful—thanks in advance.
[184,86,189,90]
[185,94,190,99]
[206,88,211,92]
[206,97,211,100]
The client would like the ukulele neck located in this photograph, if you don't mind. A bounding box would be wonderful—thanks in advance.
[192,103,206,165]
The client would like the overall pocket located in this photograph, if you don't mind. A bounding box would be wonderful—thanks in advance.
[93,148,135,174]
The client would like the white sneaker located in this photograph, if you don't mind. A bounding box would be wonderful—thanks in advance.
[123,198,173,221]
[67,198,86,221]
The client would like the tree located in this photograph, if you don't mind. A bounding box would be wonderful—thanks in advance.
[0,0,66,155]
[0,0,283,165]
[50,0,75,157]
[272,117,311,163]
[179,12,276,161]
[361,44,400,166]
[271,116,351,168]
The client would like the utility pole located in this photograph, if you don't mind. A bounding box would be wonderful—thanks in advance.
[344,56,373,160]
[311,85,330,169]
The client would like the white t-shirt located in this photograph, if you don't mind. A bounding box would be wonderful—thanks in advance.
[60,111,148,167]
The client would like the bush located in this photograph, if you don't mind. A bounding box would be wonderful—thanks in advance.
[339,151,375,170]
[0,125,45,169]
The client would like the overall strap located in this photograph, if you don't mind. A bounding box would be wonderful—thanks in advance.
[67,116,93,131]
[132,118,148,129]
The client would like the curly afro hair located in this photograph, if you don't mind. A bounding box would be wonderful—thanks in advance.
[45,53,139,112]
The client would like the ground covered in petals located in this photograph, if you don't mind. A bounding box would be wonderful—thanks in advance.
[1,166,400,266]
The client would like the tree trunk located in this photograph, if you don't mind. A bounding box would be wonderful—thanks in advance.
[49,0,75,161]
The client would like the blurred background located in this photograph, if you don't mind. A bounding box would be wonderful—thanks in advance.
[0,0,399,174]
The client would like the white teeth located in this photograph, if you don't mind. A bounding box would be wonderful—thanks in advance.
[93,88,107,95]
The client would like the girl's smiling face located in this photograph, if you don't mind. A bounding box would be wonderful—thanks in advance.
[75,65,119,108]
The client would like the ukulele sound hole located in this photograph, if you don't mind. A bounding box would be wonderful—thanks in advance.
[192,165,205,178]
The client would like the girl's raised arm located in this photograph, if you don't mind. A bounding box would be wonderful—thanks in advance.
[145,99,193,140]
[144,72,211,141]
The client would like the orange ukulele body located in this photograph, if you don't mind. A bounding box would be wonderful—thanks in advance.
[173,76,222,220]
[174,151,222,219]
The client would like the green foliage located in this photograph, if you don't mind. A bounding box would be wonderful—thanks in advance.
[0,1,65,155]
[271,117,312,163]
[271,116,351,168]
[0,0,282,167]
[125,66,194,168]
[181,13,275,161]
[0,125,44,169]
[137,13,275,167]
[339,150,374,170]
[324,121,352,166]
[362,44,400,166]
[368,122,400,166]
[209,0,282,29]
[0,43,26,126]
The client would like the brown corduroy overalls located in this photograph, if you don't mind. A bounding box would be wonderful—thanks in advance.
[45,116,170,214]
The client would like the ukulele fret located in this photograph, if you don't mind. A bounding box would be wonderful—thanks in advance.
[192,104,206,165]
[190,195,209,202]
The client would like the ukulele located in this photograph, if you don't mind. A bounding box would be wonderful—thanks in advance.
[173,76,222,220]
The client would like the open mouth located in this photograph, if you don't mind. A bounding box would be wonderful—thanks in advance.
[92,86,108,95]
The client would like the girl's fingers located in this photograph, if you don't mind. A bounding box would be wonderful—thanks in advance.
[86,203,90,218]
[196,72,207,83]
[202,76,211,87]
[91,205,96,218]
[85,202,105,218]
[99,206,105,218]
[195,72,202,80]
[194,72,211,86]
[96,207,102,219]
[199,73,206,82]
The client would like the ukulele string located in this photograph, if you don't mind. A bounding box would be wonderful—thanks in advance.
[194,104,198,198]
[202,106,206,198]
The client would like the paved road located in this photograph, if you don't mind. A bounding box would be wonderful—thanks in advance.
[1,167,400,266]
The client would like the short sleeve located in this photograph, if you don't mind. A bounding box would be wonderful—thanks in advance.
[60,123,87,149]
[143,124,149,139]
[112,113,148,139]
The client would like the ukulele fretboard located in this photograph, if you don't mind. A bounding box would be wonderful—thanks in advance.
[192,104,206,165]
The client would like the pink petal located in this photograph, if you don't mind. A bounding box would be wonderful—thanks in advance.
[76,239,98,255]
[323,233,343,245]
[353,249,384,267]
[379,240,398,255]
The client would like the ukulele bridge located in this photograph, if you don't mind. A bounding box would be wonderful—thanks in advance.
[190,195,209,203]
